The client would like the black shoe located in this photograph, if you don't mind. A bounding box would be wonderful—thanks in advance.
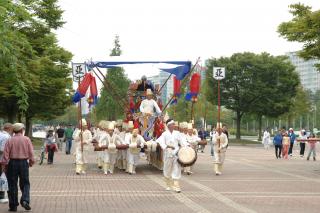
[21,201,31,211]
[314,157,316,161]
[307,157,310,161]
[8,207,17,212]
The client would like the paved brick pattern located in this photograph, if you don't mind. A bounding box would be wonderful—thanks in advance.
[0,144,319,212]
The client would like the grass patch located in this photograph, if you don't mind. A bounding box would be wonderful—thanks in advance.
[229,139,260,145]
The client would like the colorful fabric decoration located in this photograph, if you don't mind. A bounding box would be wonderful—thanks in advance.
[185,73,201,102]
[72,72,98,104]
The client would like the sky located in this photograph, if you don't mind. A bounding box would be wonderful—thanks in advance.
[56,0,320,80]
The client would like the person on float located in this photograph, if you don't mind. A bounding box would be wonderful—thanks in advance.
[125,127,145,175]
[139,89,162,117]
[184,123,201,175]
[136,75,155,92]
[73,119,92,175]
[213,122,228,176]
[156,119,188,193]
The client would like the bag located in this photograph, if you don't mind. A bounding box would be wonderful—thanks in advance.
[0,172,8,191]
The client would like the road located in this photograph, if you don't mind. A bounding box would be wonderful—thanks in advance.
[1,144,319,213]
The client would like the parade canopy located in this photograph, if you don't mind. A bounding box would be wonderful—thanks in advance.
[86,61,192,80]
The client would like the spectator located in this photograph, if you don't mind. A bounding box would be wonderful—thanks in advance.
[0,123,13,204]
[262,128,271,150]
[273,131,283,159]
[64,124,74,155]
[288,128,296,156]
[210,128,216,157]
[45,130,57,164]
[198,128,207,153]
[300,130,307,158]
[1,123,34,211]
[306,133,317,161]
[282,132,290,159]
[55,125,65,151]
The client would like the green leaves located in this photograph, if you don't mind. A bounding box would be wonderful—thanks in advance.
[278,3,320,67]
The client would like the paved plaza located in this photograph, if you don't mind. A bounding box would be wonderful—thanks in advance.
[1,144,320,213]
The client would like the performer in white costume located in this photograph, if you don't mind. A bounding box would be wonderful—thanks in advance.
[117,122,127,170]
[73,119,92,175]
[213,123,228,175]
[125,128,145,174]
[156,119,188,193]
[184,123,201,175]
[93,120,106,169]
[139,89,162,116]
[96,121,110,175]
[104,122,123,174]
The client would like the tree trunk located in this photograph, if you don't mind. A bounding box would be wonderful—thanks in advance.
[258,115,262,141]
[236,110,242,141]
[25,116,33,137]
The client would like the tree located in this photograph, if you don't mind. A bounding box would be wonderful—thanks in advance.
[206,52,300,140]
[95,35,130,120]
[0,0,73,136]
[278,3,320,70]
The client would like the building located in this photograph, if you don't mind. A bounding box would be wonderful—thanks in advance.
[148,71,173,105]
[286,51,320,93]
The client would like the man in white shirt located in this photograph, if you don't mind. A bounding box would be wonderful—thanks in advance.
[156,119,188,193]
[0,123,12,203]
[213,123,228,175]
[139,89,162,116]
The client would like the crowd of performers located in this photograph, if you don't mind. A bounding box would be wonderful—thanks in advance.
[71,93,227,194]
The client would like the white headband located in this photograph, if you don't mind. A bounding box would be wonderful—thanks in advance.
[167,120,175,126]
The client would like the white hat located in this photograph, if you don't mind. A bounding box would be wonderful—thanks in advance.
[122,122,128,129]
[108,122,115,130]
[128,121,134,129]
[174,121,179,126]
[216,122,222,129]
[146,88,153,95]
[182,122,188,129]
[13,123,25,132]
[99,120,109,130]
[116,119,123,126]
[187,123,193,130]
[289,128,293,131]
[80,119,87,127]
[179,122,184,128]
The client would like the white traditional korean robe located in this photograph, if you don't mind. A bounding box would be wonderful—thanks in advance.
[156,130,188,180]
[139,99,162,116]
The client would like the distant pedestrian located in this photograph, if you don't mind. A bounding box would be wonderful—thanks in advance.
[0,123,13,204]
[197,128,207,153]
[64,124,74,155]
[210,128,216,157]
[288,128,296,156]
[300,130,307,158]
[273,131,283,159]
[282,132,290,159]
[262,128,271,149]
[45,130,57,164]
[306,133,317,161]
[1,123,34,211]
[55,125,65,151]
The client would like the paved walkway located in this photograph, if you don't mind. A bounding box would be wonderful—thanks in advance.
[1,144,320,213]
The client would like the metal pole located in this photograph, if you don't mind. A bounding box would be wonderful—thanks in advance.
[158,73,172,93]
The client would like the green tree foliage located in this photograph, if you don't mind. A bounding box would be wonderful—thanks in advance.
[0,0,72,135]
[206,52,300,140]
[278,3,320,70]
[95,35,130,120]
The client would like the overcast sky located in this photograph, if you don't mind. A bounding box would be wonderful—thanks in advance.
[56,0,320,80]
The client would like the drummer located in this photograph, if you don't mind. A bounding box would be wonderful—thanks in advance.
[156,118,188,193]
[184,123,201,175]
[105,122,123,174]
[125,128,145,175]
[213,122,228,175]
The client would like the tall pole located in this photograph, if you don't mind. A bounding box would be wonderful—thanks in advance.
[217,80,221,152]
[78,80,84,153]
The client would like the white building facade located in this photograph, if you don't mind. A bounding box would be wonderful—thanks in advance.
[286,51,320,93]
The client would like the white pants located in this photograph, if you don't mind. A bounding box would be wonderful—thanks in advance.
[127,152,140,166]
[214,151,226,164]
[75,147,88,164]
[104,151,118,165]
[163,156,181,180]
